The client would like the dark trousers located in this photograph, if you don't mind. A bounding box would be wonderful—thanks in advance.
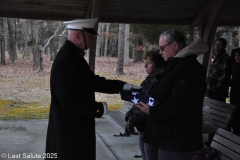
[139,132,158,160]
[230,103,240,136]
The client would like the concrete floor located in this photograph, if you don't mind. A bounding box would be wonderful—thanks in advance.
[0,117,140,160]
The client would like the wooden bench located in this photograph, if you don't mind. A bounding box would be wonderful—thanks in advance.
[104,101,137,136]
[105,101,142,158]
[210,128,240,160]
[202,97,237,143]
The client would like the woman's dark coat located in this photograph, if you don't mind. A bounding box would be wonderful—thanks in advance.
[125,73,160,132]
[146,38,207,152]
[45,40,125,160]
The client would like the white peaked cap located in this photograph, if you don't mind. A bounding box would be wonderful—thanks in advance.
[63,18,98,34]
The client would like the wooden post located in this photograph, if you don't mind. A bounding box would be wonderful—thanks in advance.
[189,25,194,42]
[85,0,102,72]
[194,0,227,70]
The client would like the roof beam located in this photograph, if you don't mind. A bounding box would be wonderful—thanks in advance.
[192,0,224,26]
[197,0,228,70]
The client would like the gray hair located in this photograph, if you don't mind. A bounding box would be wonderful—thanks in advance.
[160,30,186,49]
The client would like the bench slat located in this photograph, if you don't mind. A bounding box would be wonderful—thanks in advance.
[216,128,240,145]
[202,98,237,138]
[204,98,236,110]
[203,101,235,114]
[211,141,240,160]
[203,107,231,119]
[213,134,240,153]
[202,122,219,133]
[202,111,230,124]
[211,128,240,160]
[202,116,229,129]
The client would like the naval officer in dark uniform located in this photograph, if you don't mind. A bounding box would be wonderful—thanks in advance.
[45,18,141,160]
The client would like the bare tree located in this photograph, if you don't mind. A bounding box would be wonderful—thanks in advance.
[46,21,65,61]
[116,24,125,75]
[96,23,103,56]
[7,18,17,63]
[0,18,6,65]
[124,24,130,66]
[133,36,144,63]
[104,23,110,57]
[38,21,66,70]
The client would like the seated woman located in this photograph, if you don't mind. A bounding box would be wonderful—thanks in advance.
[125,49,165,160]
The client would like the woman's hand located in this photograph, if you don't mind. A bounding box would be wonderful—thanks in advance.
[135,101,150,115]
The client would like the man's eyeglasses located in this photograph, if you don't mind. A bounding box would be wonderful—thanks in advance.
[159,42,173,51]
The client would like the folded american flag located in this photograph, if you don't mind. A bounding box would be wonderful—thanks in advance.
[120,90,159,107]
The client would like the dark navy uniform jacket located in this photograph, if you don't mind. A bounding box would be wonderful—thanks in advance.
[45,40,125,160]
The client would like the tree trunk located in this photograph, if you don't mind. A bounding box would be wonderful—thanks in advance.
[96,23,102,57]
[38,46,43,72]
[14,18,19,58]
[131,43,135,59]
[7,18,16,63]
[124,24,130,66]
[0,18,6,65]
[31,20,38,70]
[104,23,110,57]
[116,24,125,75]
[49,40,57,61]
[133,36,143,63]
[32,46,38,70]
[46,21,58,61]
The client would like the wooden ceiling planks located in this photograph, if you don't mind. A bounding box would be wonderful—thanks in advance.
[0,0,88,21]
[0,0,240,26]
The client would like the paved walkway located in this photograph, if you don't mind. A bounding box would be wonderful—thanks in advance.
[0,118,140,160]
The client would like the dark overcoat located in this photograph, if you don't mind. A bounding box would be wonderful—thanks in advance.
[230,52,240,106]
[45,40,125,160]
[125,73,160,132]
[230,51,240,135]
[146,55,206,152]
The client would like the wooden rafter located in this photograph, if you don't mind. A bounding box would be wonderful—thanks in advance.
[192,0,218,25]
[86,0,102,19]
[197,0,227,69]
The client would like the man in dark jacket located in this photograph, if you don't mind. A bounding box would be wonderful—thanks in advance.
[230,48,240,135]
[45,18,140,160]
[206,38,233,102]
[136,30,208,160]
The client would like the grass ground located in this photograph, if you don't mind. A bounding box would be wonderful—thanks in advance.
[0,54,145,119]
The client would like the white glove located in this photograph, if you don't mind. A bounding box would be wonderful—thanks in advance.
[102,102,108,115]
[123,83,142,91]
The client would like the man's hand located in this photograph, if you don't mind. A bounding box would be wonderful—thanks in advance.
[123,83,142,91]
[135,101,150,115]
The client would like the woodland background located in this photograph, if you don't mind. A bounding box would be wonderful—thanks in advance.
[0,17,240,119]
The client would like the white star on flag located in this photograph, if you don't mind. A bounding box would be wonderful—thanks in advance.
[147,97,155,106]
[132,91,139,96]
[131,96,139,104]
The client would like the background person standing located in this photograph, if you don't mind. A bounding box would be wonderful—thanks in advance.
[206,38,233,102]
